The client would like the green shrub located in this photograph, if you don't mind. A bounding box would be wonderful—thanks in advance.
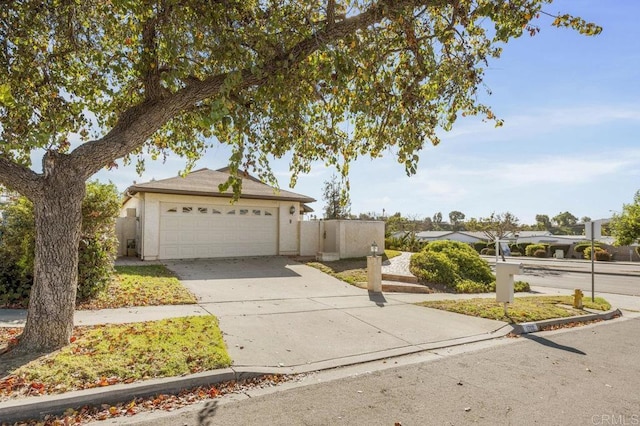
[473,242,489,253]
[410,240,495,292]
[514,280,531,292]
[480,247,496,256]
[511,251,522,257]
[409,251,459,288]
[422,240,494,284]
[574,242,602,253]
[533,249,547,258]
[525,244,548,257]
[455,279,491,293]
[584,246,611,261]
[0,181,120,307]
[509,243,529,254]
[385,232,424,252]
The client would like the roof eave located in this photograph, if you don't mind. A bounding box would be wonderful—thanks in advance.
[127,186,316,203]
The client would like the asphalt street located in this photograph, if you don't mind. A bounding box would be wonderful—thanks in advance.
[523,269,640,297]
[116,315,640,426]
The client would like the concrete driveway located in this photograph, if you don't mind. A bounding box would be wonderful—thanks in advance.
[163,257,511,371]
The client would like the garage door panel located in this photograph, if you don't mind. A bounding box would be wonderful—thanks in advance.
[159,202,278,259]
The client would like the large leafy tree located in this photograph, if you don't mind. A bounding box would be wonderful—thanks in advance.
[0,1,600,353]
[448,210,465,231]
[611,191,640,246]
[322,174,351,219]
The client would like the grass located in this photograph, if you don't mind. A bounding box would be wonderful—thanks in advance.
[417,295,611,323]
[78,265,197,309]
[306,250,403,286]
[0,316,231,399]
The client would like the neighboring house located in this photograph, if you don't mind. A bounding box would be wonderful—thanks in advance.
[119,168,315,260]
[415,231,486,244]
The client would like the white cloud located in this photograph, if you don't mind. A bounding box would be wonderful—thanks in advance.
[440,103,640,143]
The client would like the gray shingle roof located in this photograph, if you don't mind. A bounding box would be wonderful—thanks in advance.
[126,168,316,203]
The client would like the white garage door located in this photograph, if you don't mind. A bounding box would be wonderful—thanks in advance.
[159,202,278,259]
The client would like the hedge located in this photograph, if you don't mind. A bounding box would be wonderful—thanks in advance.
[0,181,120,307]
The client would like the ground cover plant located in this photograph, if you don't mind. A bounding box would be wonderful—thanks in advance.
[307,250,399,286]
[417,295,611,323]
[0,316,230,401]
[409,240,530,293]
[78,265,197,309]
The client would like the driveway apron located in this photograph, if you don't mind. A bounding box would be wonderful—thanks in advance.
[163,257,508,369]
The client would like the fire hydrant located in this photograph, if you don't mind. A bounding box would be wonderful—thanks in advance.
[573,289,584,309]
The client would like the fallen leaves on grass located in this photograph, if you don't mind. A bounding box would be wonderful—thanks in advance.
[0,317,230,401]
[2,375,295,426]
[77,265,196,310]
[417,295,611,323]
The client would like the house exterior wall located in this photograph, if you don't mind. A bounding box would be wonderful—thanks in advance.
[120,193,304,259]
[278,202,300,255]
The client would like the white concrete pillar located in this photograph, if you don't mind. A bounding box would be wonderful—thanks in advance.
[367,255,382,293]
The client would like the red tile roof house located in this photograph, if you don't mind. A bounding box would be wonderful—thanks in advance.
[118,168,316,260]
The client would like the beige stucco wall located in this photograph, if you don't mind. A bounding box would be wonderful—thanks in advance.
[122,192,303,259]
[322,220,338,253]
[335,220,385,258]
[300,220,382,258]
[299,221,321,256]
[278,202,300,255]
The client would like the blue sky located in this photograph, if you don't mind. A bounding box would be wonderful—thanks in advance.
[92,1,640,225]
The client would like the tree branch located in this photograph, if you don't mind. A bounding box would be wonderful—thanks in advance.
[70,0,440,178]
[0,157,42,198]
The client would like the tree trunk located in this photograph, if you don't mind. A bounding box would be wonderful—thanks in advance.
[17,177,85,352]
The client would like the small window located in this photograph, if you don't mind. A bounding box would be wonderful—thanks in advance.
[212,208,221,215]
[182,206,193,213]
[227,209,236,215]
[252,209,261,216]
[198,207,208,214]
[265,210,273,216]
[239,209,248,215]
[166,207,177,213]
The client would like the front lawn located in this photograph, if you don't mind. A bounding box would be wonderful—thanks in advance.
[78,265,197,309]
[307,250,404,286]
[0,316,231,400]
[417,295,611,323]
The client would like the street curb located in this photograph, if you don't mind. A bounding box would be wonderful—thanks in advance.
[1,308,620,423]
[510,308,622,335]
[0,326,513,423]
[0,367,268,424]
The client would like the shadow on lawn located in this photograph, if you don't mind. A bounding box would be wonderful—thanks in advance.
[0,347,45,379]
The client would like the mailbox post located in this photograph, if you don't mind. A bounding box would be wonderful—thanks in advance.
[496,262,523,314]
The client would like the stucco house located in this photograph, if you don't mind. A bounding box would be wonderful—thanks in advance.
[117,167,385,260]
[119,168,315,260]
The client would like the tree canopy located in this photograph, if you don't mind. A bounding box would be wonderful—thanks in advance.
[0,1,601,352]
[0,1,601,194]
[611,191,640,246]
[322,174,351,219]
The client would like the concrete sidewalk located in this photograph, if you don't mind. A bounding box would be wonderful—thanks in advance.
[1,257,510,371]
[0,256,628,423]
